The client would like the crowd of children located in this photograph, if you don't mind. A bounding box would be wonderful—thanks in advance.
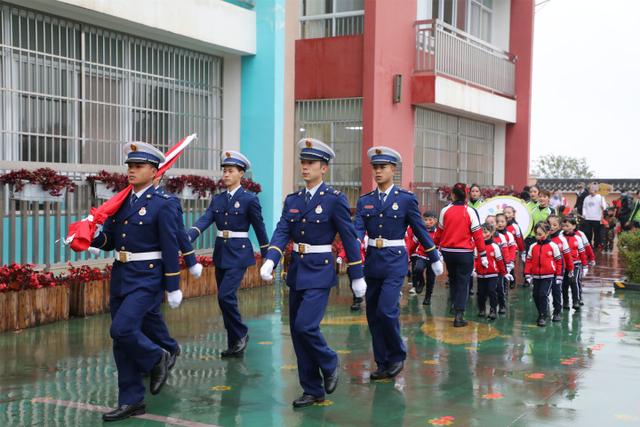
[402,183,599,327]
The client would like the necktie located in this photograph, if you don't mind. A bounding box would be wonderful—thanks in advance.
[305,191,311,205]
[130,194,138,206]
[228,192,232,201]
[379,192,386,204]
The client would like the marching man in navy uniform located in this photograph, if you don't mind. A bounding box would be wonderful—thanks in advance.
[260,138,366,407]
[188,151,269,357]
[355,147,443,380]
[91,142,184,422]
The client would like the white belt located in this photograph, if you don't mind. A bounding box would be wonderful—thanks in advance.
[293,243,333,254]
[115,251,162,263]
[368,238,405,249]
[217,230,249,238]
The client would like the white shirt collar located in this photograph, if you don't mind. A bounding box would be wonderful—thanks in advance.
[377,183,394,197]
[305,181,323,198]
[132,184,153,199]
[227,185,242,198]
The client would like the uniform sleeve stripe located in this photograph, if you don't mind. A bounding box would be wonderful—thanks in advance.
[268,246,283,256]
[190,226,202,236]
[259,244,269,248]
[347,260,362,266]
[181,250,195,256]
[164,272,181,277]
[98,233,107,249]
[425,246,436,252]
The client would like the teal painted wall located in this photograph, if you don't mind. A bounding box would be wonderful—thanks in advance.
[240,0,285,234]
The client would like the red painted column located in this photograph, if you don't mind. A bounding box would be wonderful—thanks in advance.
[362,0,417,192]
[505,0,535,190]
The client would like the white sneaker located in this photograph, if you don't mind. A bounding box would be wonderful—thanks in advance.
[409,287,417,296]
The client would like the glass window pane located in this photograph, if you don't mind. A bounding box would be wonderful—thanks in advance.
[335,0,364,13]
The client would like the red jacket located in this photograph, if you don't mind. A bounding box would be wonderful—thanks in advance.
[524,239,563,278]
[406,226,437,259]
[561,231,588,266]
[434,202,486,256]
[474,241,506,278]
[576,230,596,263]
[496,230,516,264]
[549,231,575,274]
[506,221,525,252]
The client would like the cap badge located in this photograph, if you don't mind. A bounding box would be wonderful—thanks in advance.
[375,149,382,155]
[305,140,312,148]
[130,144,137,152]
[225,152,231,158]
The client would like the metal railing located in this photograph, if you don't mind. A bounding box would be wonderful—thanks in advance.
[410,183,449,214]
[415,19,516,97]
[300,10,364,39]
[0,179,217,268]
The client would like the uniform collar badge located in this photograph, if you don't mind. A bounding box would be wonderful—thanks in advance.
[139,207,147,216]
[234,201,240,208]
[315,205,323,214]
[392,202,399,211]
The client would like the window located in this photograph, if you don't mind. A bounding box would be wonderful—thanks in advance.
[424,0,493,43]
[300,0,364,39]
[414,108,494,186]
[295,98,362,205]
[0,2,222,170]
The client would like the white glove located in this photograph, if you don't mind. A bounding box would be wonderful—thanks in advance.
[352,277,367,298]
[589,260,596,267]
[87,247,101,256]
[260,260,275,281]
[504,273,514,282]
[555,276,563,285]
[93,225,103,238]
[336,257,343,265]
[506,263,515,273]
[481,256,489,268]
[167,290,183,309]
[431,260,444,276]
[189,263,203,278]
[525,275,532,284]
[582,267,589,277]
[521,253,527,263]
[471,270,477,278]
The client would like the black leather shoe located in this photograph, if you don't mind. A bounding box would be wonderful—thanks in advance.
[221,335,249,358]
[579,300,585,306]
[102,402,145,421]
[453,311,468,327]
[168,345,181,370]
[370,366,389,381]
[422,297,431,306]
[292,394,324,408]
[350,297,363,311]
[386,361,404,378]
[572,303,581,311]
[150,349,171,395]
[323,361,339,394]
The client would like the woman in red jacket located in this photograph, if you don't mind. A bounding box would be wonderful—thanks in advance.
[525,222,563,327]
[434,183,487,327]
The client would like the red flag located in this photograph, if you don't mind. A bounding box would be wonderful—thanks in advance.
[66,134,198,252]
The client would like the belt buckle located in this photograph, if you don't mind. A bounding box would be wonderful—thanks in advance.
[376,238,384,249]
[223,230,230,239]
[298,243,307,254]
[118,251,131,263]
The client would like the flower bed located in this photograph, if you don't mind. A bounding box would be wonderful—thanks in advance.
[165,175,217,199]
[437,185,517,202]
[0,168,75,201]
[86,171,129,199]
[67,264,112,317]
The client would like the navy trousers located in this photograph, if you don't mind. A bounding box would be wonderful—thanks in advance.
[496,275,508,308]
[532,278,553,317]
[562,265,581,306]
[442,251,474,312]
[215,267,249,347]
[365,275,406,369]
[289,287,337,397]
[412,257,435,297]
[110,289,164,405]
[477,277,498,312]
[142,303,178,354]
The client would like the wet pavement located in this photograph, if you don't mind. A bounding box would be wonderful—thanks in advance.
[0,250,637,427]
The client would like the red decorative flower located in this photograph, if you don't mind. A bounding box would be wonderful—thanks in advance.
[0,168,75,196]
[165,175,217,198]
[86,170,129,192]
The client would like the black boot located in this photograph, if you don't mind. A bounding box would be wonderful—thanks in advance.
[422,296,431,306]
[150,350,171,395]
[102,402,146,422]
[453,311,467,327]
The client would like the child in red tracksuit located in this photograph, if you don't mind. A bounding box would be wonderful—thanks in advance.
[525,222,563,327]
[406,211,438,305]
[547,215,575,321]
[575,228,595,304]
[496,213,517,290]
[504,206,526,288]
[475,223,511,320]
[486,215,510,314]
[561,217,589,310]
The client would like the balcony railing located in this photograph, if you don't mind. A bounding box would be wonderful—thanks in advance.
[300,10,364,39]
[415,19,516,97]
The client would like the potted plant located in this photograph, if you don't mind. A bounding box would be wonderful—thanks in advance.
[0,168,75,202]
[86,171,129,199]
[165,175,217,200]
[614,230,640,291]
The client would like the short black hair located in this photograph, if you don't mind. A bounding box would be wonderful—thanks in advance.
[423,211,437,219]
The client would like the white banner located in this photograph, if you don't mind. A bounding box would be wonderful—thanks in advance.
[476,196,533,237]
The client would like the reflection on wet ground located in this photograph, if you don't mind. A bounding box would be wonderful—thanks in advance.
[0,251,637,426]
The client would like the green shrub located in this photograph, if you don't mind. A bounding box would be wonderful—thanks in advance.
[618,230,640,283]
